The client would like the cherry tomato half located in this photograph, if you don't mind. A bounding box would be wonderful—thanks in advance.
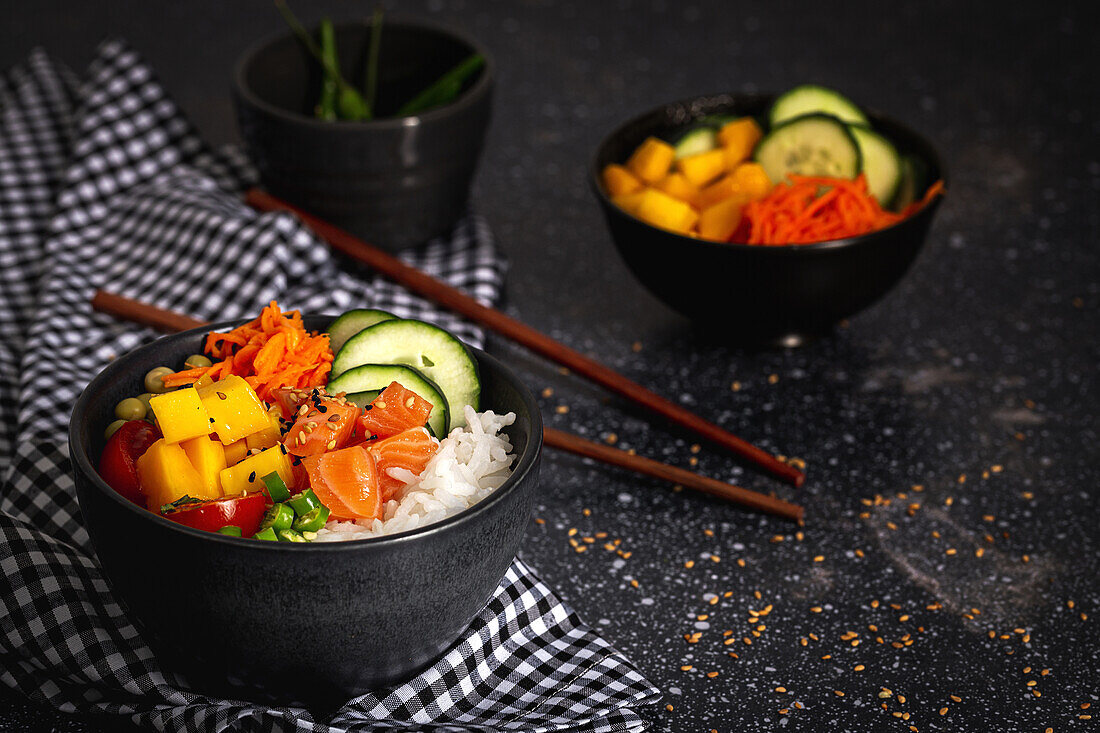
[97,420,161,506]
[160,492,269,537]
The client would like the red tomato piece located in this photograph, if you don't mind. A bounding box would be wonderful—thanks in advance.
[160,492,268,537]
[356,382,434,441]
[301,445,382,521]
[369,427,438,502]
[98,420,161,505]
[282,393,360,457]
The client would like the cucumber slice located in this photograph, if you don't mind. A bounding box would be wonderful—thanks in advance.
[769,85,868,127]
[849,126,901,205]
[331,319,479,431]
[754,113,861,184]
[344,389,381,407]
[889,154,930,211]
[327,309,397,354]
[327,363,448,437]
[673,127,718,159]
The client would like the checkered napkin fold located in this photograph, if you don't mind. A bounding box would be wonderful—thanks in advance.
[0,41,660,731]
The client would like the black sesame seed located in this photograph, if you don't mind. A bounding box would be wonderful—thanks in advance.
[248,471,256,483]
[363,405,373,411]
[317,405,328,413]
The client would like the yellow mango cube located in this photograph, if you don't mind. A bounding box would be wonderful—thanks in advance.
[245,408,284,452]
[635,188,698,234]
[148,388,211,444]
[654,172,700,203]
[675,148,727,187]
[693,174,742,210]
[611,189,648,216]
[626,137,675,184]
[730,162,772,200]
[199,375,270,444]
[698,197,746,242]
[180,435,227,497]
[717,118,763,166]
[601,164,642,197]
[222,438,248,467]
[219,446,294,496]
[136,438,216,511]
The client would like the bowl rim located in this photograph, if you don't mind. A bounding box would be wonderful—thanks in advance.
[589,91,947,253]
[232,16,495,131]
[69,316,542,552]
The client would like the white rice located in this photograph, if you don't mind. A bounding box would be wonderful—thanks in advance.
[313,406,517,541]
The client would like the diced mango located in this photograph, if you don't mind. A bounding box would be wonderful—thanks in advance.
[148,388,212,444]
[730,162,772,200]
[693,174,743,210]
[718,117,763,166]
[654,172,700,203]
[222,438,248,467]
[634,188,698,234]
[611,189,648,216]
[219,445,295,496]
[136,438,215,511]
[199,375,270,444]
[675,148,727,187]
[180,435,227,497]
[698,197,746,242]
[245,408,284,452]
[601,164,643,197]
[626,137,675,184]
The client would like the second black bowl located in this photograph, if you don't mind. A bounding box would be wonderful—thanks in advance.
[69,318,541,708]
[233,19,493,250]
[592,93,945,344]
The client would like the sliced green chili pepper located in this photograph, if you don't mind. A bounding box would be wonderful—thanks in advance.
[276,528,308,543]
[217,526,242,537]
[316,18,338,120]
[397,54,485,116]
[260,503,295,532]
[287,489,323,516]
[262,472,291,502]
[254,527,278,541]
[301,530,318,541]
[292,505,330,533]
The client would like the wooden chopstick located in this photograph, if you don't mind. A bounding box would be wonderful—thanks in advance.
[243,188,805,489]
[89,291,804,522]
[543,428,802,522]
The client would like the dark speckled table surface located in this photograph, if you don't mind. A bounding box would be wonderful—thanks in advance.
[2,1,1097,731]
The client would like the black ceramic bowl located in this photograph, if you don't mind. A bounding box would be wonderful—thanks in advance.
[592,93,945,344]
[233,20,493,250]
[69,317,540,708]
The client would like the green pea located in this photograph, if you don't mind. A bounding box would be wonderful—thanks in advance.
[137,392,155,414]
[114,397,146,421]
[104,419,128,440]
[144,366,175,394]
[184,353,213,369]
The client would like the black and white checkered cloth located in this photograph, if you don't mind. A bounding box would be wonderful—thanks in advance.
[0,41,660,732]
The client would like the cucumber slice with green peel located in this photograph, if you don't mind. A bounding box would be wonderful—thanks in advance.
[328,309,397,354]
[331,319,479,431]
[768,85,868,127]
[889,154,930,211]
[754,114,862,183]
[327,363,448,437]
[673,127,718,159]
[343,389,381,407]
[848,126,902,205]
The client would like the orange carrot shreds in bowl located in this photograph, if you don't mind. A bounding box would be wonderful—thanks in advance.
[161,301,333,401]
[734,174,944,246]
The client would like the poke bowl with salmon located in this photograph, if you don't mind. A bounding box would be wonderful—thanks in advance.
[69,302,542,703]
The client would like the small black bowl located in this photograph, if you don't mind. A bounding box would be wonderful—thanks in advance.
[233,19,493,250]
[69,317,541,708]
[591,93,945,344]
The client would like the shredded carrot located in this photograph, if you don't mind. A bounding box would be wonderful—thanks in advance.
[161,301,333,401]
[734,174,944,245]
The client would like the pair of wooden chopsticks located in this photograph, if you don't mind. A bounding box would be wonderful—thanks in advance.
[89,188,805,522]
